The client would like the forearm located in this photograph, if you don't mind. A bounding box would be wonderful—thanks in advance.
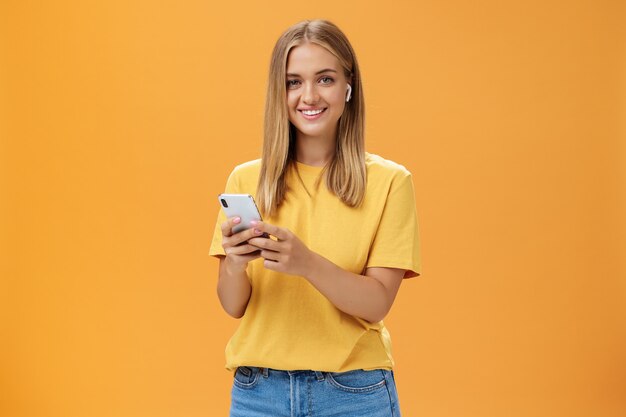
[304,252,388,323]
[216,256,252,318]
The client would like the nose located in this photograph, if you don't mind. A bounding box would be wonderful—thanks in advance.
[301,82,319,104]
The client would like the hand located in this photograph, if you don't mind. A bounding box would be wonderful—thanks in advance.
[220,216,265,272]
[247,220,315,277]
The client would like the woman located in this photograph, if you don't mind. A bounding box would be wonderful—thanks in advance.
[209,19,420,417]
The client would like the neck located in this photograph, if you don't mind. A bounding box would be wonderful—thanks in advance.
[295,126,337,167]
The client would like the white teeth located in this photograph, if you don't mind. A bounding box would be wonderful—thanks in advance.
[302,109,324,115]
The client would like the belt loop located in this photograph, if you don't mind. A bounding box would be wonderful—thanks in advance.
[314,371,325,381]
[261,367,269,378]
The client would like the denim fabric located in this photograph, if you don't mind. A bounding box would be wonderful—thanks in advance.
[229,367,402,417]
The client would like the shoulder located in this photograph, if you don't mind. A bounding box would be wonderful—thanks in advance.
[223,158,262,193]
[365,152,412,181]
[232,158,262,174]
[229,158,262,180]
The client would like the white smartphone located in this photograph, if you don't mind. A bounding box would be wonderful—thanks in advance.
[218,193,269,237]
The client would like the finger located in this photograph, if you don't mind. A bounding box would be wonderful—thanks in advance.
[248,237,282,251]
[221,216,241,237]
[230,226,265,246]
[263,259,283,272]
[226,244,262,256]
[235,252,262,263]
[252,221,289,241]
[260,249,281,262]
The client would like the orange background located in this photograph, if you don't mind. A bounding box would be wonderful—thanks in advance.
[1,1,625,416]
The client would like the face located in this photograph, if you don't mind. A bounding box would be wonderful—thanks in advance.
[285,42,350,141]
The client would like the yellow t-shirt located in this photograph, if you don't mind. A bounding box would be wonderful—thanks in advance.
[209,152,421,373]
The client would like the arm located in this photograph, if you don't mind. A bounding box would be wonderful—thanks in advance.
[216,255,252,319]
[215,217,264,319]
[305,253,406,323]
[247,221,406,323]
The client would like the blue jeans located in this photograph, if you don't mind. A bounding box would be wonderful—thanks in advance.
[229,366,402,417]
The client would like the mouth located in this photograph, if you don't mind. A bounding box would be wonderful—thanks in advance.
[298,107,327,120]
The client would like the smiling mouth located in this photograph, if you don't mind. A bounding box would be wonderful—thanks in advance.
[298,108,327,119]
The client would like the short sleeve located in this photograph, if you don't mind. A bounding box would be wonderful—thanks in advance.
[208,169,239,258]
[365,171,421,278]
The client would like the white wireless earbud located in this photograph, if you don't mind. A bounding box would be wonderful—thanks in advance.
[346,84,352,102]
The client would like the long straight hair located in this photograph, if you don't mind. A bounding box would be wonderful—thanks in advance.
[256,19,366,219]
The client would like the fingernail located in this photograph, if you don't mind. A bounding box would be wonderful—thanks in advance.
[254,229,262,234]
[250,220,258,226]
[234,217,241,223]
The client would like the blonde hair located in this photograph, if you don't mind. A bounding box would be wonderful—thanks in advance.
[256,19,366,219]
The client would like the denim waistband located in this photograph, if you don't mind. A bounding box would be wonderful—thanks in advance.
[239,366,326,380]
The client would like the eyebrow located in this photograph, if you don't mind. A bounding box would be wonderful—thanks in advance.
[286,68,337,77]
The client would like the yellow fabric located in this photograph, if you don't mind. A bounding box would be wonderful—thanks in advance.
[209,152,421,372]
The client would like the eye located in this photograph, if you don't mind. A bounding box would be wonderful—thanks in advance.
[287,79,300,88]
[320,76,334,84]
